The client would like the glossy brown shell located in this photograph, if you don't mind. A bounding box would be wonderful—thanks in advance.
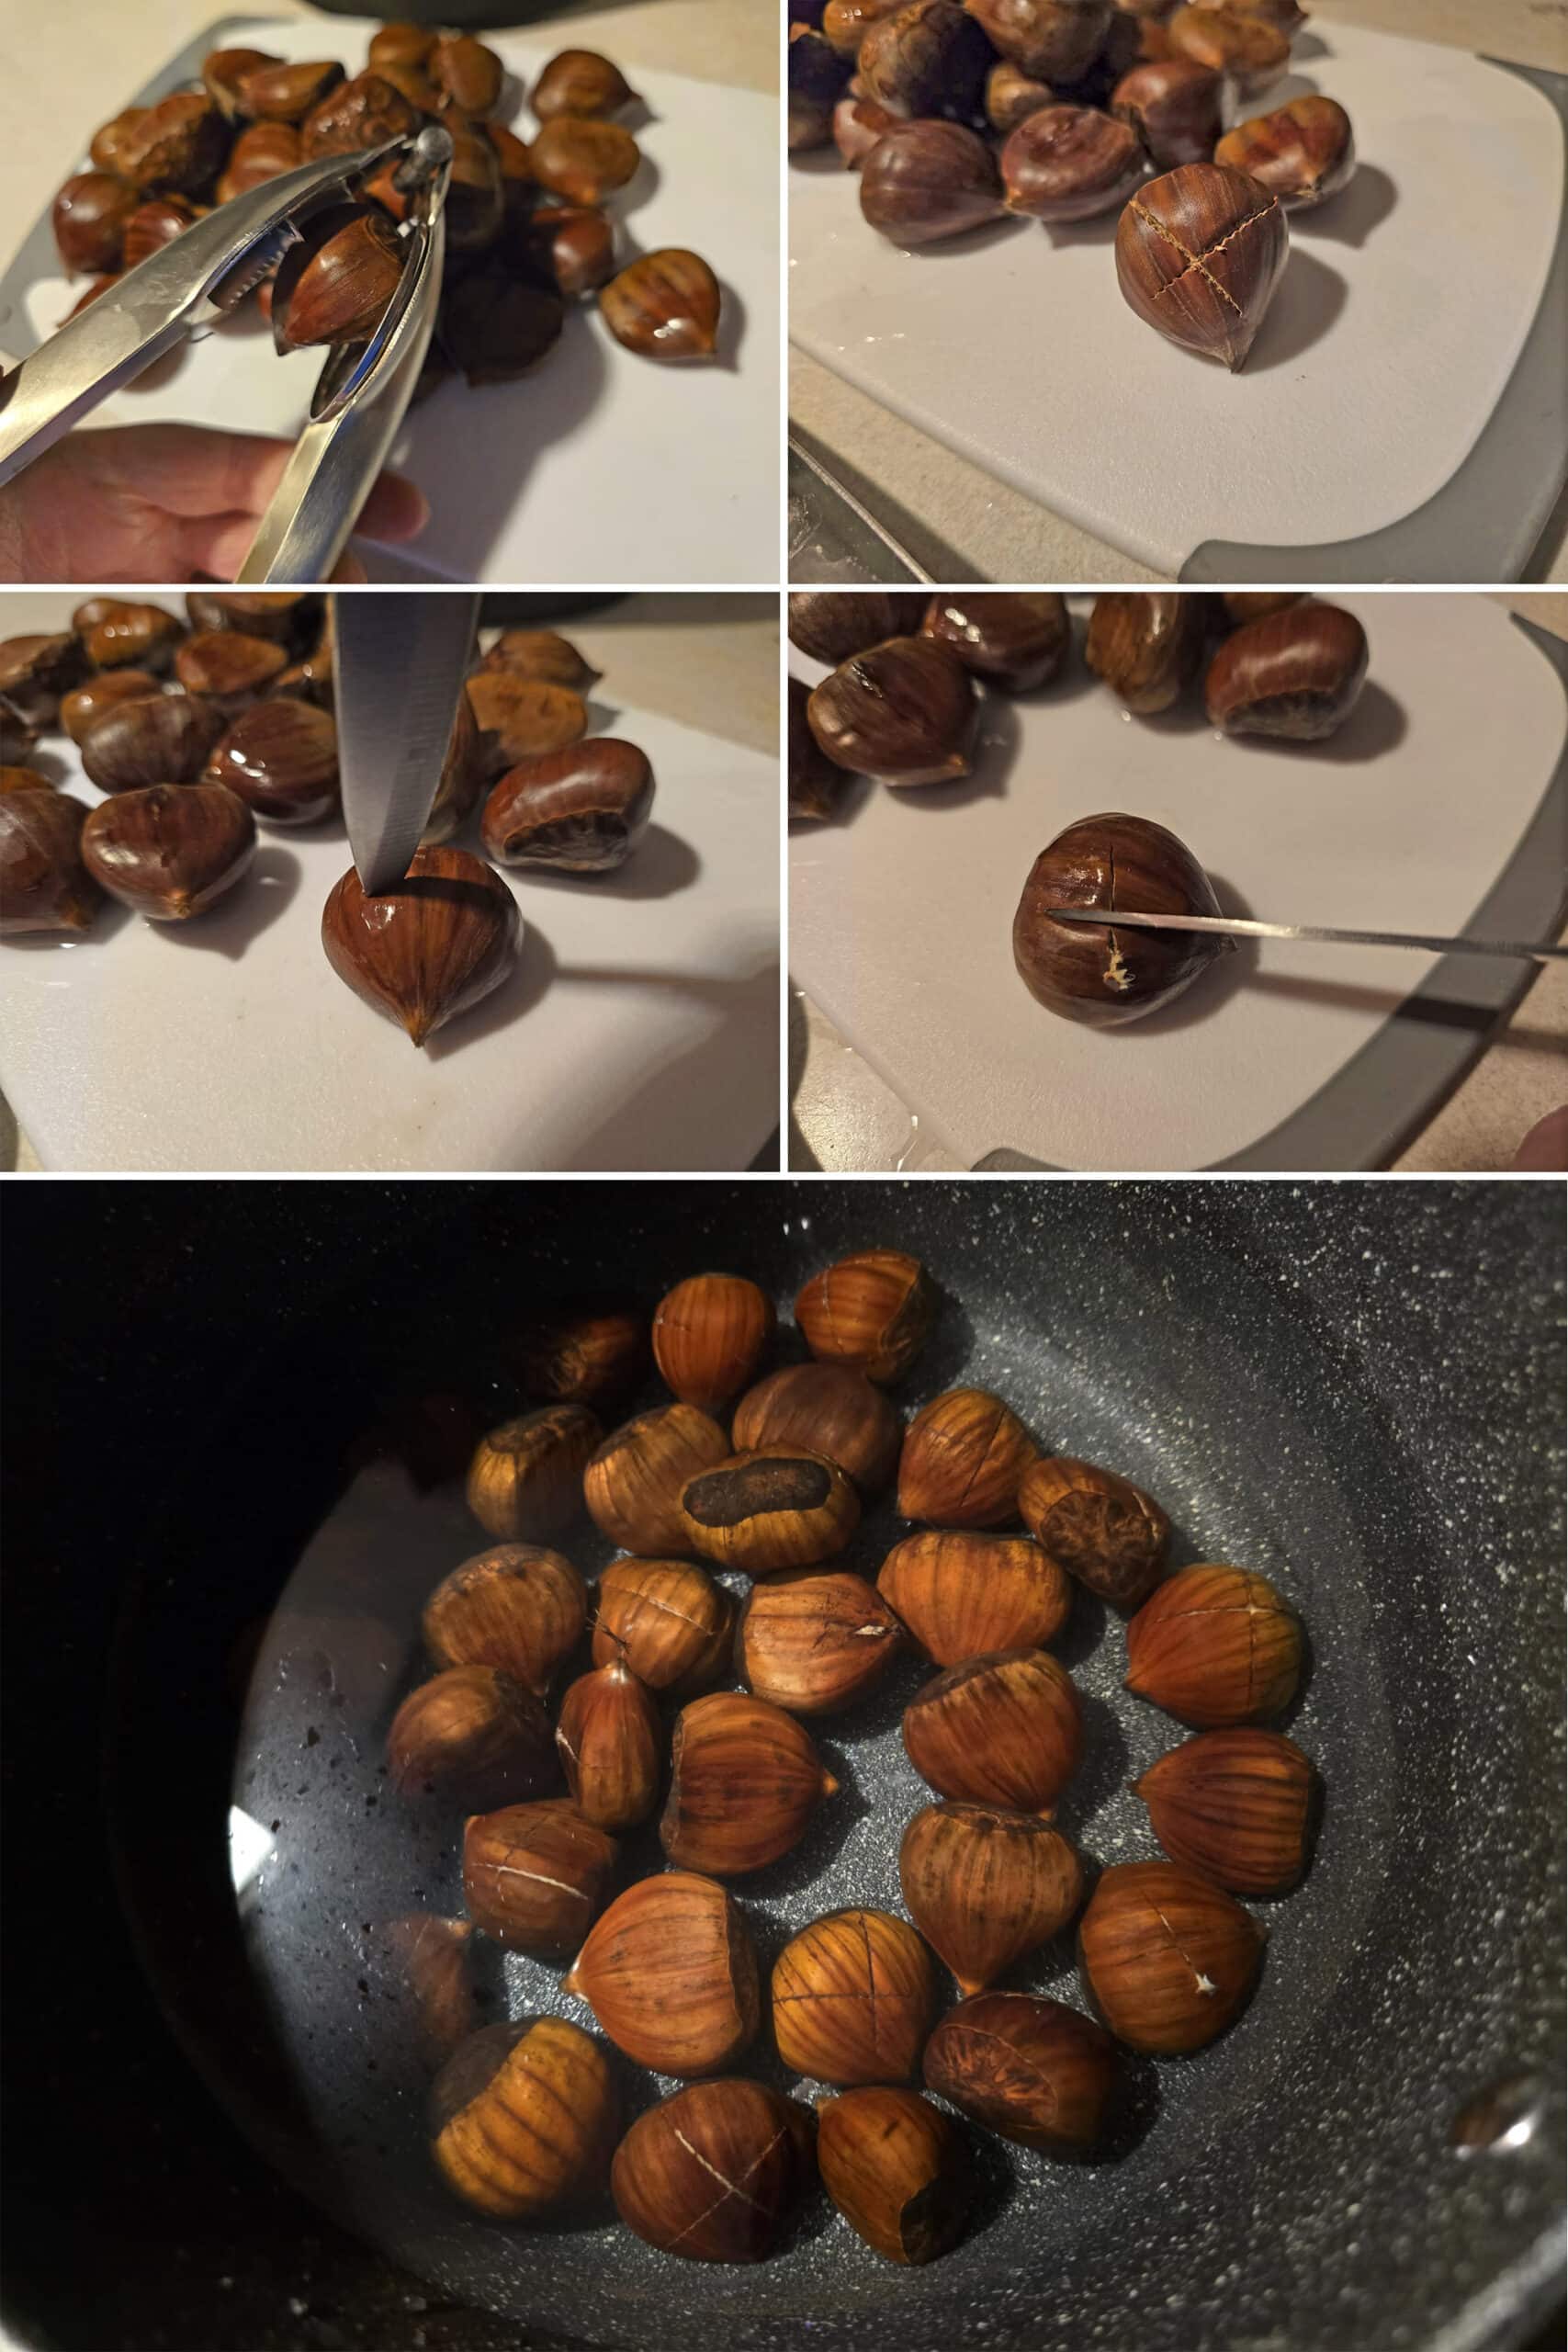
[480,741,654,871]
[1012,810,1232,1026]
[321,845,521,1047]
[1115,162,1288,370]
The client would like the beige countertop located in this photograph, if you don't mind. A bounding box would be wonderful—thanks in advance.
[789,0,1568,585]
[790,593,1568,1175]
[0,589,778,1173]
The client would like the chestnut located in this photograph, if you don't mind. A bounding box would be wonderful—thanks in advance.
[481,741,653,872]
[89,109,149,178]
[201,697,338,825]
[1124,1562,1303,1724]
[321,845,522,1047]
[118,94,228,195]
[432,2018,616,2218]
[388,1663,555,1807]
[822,0,907,57]
[217,123,301,203]
[1078,1860,1266,2051]
[834,93,902,168]
[924,1992,1117,2149]
[788,592,927,667]
[122,197,204,273]
[592,1558,733,1695]
[464,673,588,780]
[1012,809,1233,1024]
[462,1800,616,1956]
[1020,1453,1169,1610]
[1222,590,1302,623]
[789,28,852,152]
[808,638,977,785]
[878,1529,1071,1665]
[0,767,54,796]
[467,1405,601,1543]
[818,2089,969,2263]
[0,635,85,737]
[772,1908,936,2084]
[1205,601,1369,739]
[1001,105,1145,222]
[986,59,1060,135]
[680,1449,860,1577]
[239,59,344,124]
[789,675,847,820]
[612,2082,816,2262]
[443,274,565,383]
[584,1403,731,1555]
[795,1249,933,1381]
[921,593,1070,693]
[202,46,281,120]
[76,598,183,673]
[1116,162,1288,369]
[968,0,1112,81]
[425,111,504,253]
[1167,4,1291,96]
[1216,96,1356,209]
[859,1,994,119]
[653,1272,774,1411]
[1133,1726,1315,1893]
[381,1914,479,2064]
[430,33,505,119]
[555,1657,662,1829]
[903,1646,1082,1811]
[479,630,601,692]
[1085,591,1206,712]
[273,208,404,353]
[368,25,437,72]
[732,1362,901,1495]
[515,1296,647,1405]
[1111,59,1224,169]
[897,1386,1038,1527]
[79,783,255,922]
[531,49,639,120]
[52,172,137,276]
[660,1691,839,1874]
[175,630,288,718]
[80,693,223,794]
[900,1802,1084,1993]
[564,1871,761,2075]
[0,792,103,934]
[299,71,420,160]
[516,204,616,299]
[424,1544,587,1693]
[860,119,1003,246]
[736,1569,903,1713]
[185,592,316,645]
[599,249,720,361]
[531,118,640,206]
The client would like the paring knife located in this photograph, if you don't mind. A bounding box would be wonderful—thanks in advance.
[334,592,482,895]
[1044,910,1568,964]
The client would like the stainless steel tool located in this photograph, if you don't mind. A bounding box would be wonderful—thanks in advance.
[1043,909,1568,963]
[333,588,481,894]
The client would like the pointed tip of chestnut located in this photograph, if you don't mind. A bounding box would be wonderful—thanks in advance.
[821,1769,840,1798]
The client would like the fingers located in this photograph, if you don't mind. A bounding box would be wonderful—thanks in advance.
[331,551,368,582]
[351,469,431,543]
[83,424,297,521]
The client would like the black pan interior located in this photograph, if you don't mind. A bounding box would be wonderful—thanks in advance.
[3,1181,1563,2352]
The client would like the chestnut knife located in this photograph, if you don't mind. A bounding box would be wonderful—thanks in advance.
[334,591,481,896]
[1044,910,1568,962]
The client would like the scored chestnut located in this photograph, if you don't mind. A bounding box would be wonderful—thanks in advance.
[900,1802,1084,1994]
[660,1691,838,1874]
[680,1449,861,1576]
[466,1406,601,1544]
[462,1799,616,1956]
[924,1992,1118,2151]
[1012,809,1234,1026]
[582,1402,731,1555]
[592,1558,733,1696]
[772,1908,937,2084]
[464,674,588,781]
[299,71,420,162]
[0,793,103,934]
[808,637,977,786]
[732,1362,902,1495]
[653,1272,774,1411]
[423,1544,588,1693]
[795,1248,933,1382]
[1124,1562,1303,1724]
[531,49,639,121]
[612,2081,816,2262]
[1020,1453,1169,1611]
[860,120,1003,247]
[555,1657,662,1830]
[920,593,1070,693]
[1001,105,1145,223]
[818,2087,970,2264]
[736,1569,903,1714]
[1078,1860,1266,2051]
[1205,601,1370,740]
[387,1665,556,1809]
[480,741,653,872]
[878,1528,1070,1666]
[1116,163,1289,370]
[897,1386,1038,1528]
[903,1647,1082,1812]
[1133,1726,1315,1893]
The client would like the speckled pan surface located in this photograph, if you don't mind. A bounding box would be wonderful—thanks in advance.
[82,1181,1564,2352]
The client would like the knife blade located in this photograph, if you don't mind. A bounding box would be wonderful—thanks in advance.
[334,592,481,895]
[1043,910,1568,963]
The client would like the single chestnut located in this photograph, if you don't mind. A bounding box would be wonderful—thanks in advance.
[79,691,222,794]
[599,248,720,361]
[737,1569,902,1714]
[904,1647,1082,1811]
[118,94,228,195]
[122,197,204,272]
[968,0,1112,80]
[59,671,162,744]
[920,593,1069,693]
[1085,591,1207,712]
[273,208,403,352]
[420,688,485,843]
[680,1449,861,1576]
[733,1363,901,1495]
[79,782,255,922]
[217,123,301,202]
[443,272,565,382]
[924,1992,1117,2149]
[592,1558,733,1695]
[423,1544,589,1692]
[466,1406,602,1543]
[430,32,505,118]
[986,58,1059,134]
[795,1249,934,1382]
[462,1799,616,1956]
[321,845,521,1046]
[239,60,345,124]
[789,675,848,819]
[661,1692,838,1874]
[174,629,288,717]
[479,629,602,692]
[426,109,505,251]
[516,1297,647,1406]
[381,1913,479,2062]
[432,2018,615,2218]
[897,1387,1038,1528]
[1223,590,1302,622]
[1167,4,1291,94]
[1117,162,1288,369]
[1111,59,1223,168]
[1012,809,1234,1026]
[653,1272,774,1412]
[1133,1727,1315,1892]
[1204,600,1369,739]
[480,741,654,873]
[531,50,639,120]
[860,119,1003,246]
[808,638,977,785]
[0,632,84,717]
[859,1,994,118]
[564,1870,761,2074]
[299,71,420,160]
[818,2088,969,2263]
[52,172,137,276]
[1079,1860,1266,2051]
[556,1657,662,1829]
[788,592,927,668]
[387,1664,556,1807]
[773,1908,937,2084]
[516,204,616,298]
[1216,94,1354,207]
[201,46,281,119]
[1020,1453,1169,1610]
[0,793,102,934]
[464,673,588,779]
[834,93,902,168]
[612,2081,816,2261]
[74,597,181,672]
[368,24,437,72]
[900,1802,1084,1993]
[530,117,639,206]
[1001,105,1145,222]
[822,0,906,57]
[201,697,339,825]
[583,1403,731,1555]
[1125,1562,1303,1724]
[878,1528,1070,1665]
[89,109,149,177]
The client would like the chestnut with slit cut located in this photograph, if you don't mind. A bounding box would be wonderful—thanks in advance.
[299,71,420,161]
[599,250,721,361]
[1086,591,1207,714]
[924,1991,1118,2149]
[118,94,228,194]
[1216,96,1355,208]
[1013,810,1233,1026]
[1116,162,1288,370]
[968,0,1113,82]
[612,2081,816,2262]
[481,741,654,873]
[532,50,639,121]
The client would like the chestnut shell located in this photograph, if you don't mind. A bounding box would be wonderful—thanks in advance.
[788,594,927,668]
[480,741,655,872]
[807,638,977,786]
[860,120,1002,247]
[1012,810,1233,1025]
[1204,602,1370,740]
[1000,105,1145,223]
[920,594,1070,693]
[321,845,522,1047]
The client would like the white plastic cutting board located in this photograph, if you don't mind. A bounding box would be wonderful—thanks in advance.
[788,595,1565,1171]
[789,24,1562,574]
[7,16,778,585]
[0,600,779,1172]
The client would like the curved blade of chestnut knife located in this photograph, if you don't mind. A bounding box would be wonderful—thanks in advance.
[334,593,481,896]
[1043,910,1568,962]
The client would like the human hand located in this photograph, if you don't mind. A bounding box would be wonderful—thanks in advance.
[0,423,428,583]
[1512,1106,1568,1171]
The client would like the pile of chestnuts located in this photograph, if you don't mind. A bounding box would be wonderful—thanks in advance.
[52,25,724,397]
[790,1,1356,372]
[376,1245,1319,2266]
[1,601,659,1049]
[789,587,1371,1026]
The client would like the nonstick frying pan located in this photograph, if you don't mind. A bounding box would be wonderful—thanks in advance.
[1,1180,1563,2352]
